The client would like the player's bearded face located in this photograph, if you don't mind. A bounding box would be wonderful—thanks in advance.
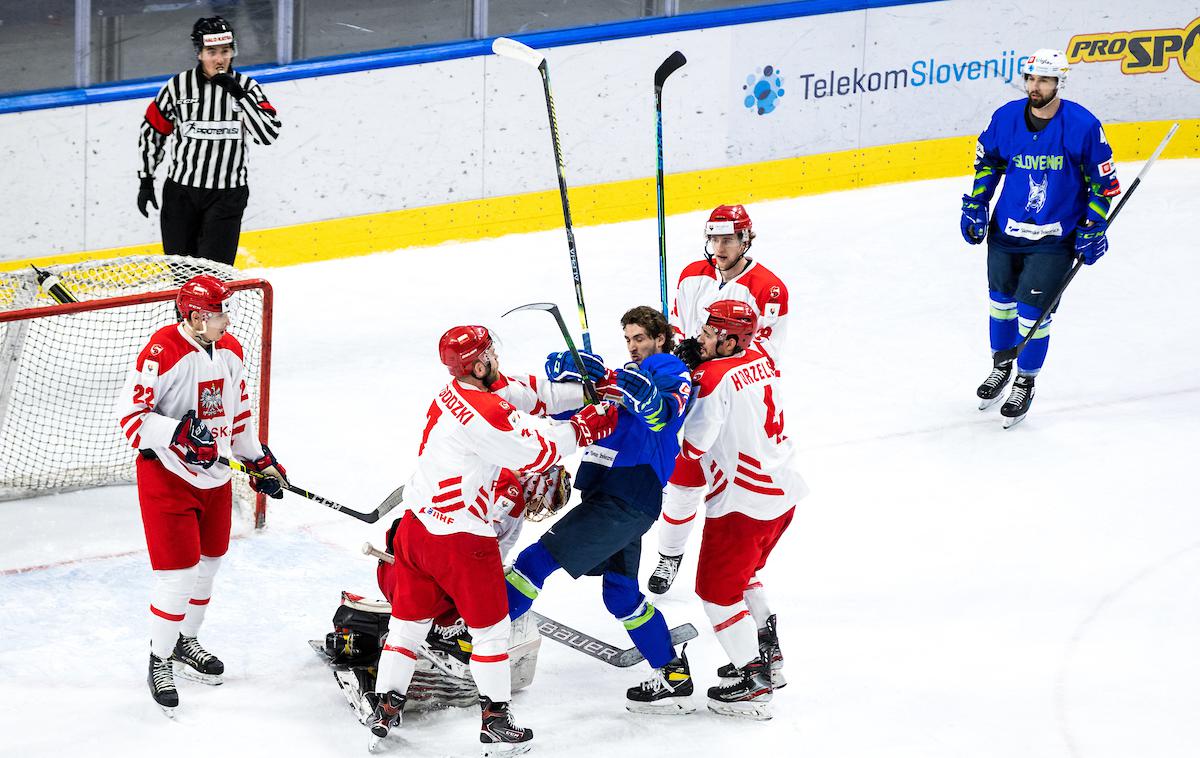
[624,324,664,363]
[476,345,500,386]
[698,326,720,360]
[1024,75,1058,108]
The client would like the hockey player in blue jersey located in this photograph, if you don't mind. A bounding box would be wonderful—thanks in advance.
[505,305,698,714]
[960,48,1120,427]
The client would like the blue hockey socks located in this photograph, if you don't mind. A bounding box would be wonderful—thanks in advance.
[988,290,1018,353]
[505,542,561,620]
[602,573,675,668]
[1015,302,1051,375]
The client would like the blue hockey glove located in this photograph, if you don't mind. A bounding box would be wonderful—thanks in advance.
[960,194,988,245]
[1075,220,1108,265]
[545,350,607,384]
[615,364,665,428]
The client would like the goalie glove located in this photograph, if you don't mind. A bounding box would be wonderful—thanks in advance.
[172,410,218,468]
[244,444,287,499]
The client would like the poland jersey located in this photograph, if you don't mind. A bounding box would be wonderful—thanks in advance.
[116,323,263,489]
[670,258,789,368]
[405,374,583,539]
[682,348,808,520]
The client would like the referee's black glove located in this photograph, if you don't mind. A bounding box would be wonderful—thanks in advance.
[137,177,158,217]
[210,72,248,101]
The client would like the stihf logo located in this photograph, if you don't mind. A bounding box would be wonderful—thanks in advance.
[1068,16,1200,83]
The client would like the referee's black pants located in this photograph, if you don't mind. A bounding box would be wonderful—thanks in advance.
[160,179,249,266]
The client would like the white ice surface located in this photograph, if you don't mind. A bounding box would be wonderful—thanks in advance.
[2,162,1198,757]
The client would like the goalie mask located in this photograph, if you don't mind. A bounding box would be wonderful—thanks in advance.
[521,465,572,523]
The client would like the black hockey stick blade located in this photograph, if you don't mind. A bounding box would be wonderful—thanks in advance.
[219,456,393,524]
[503,302,600,404]
[654,51,687,89]
[529,611,698,668]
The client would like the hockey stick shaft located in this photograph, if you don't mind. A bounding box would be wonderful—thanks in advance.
[503,301,600,404]
[220,456,399,524]
[654,51,686,317]
[993,121,1178,367]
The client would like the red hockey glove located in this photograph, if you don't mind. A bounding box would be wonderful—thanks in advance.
[245,444,287,499]
[172,410,218,468]
[569,402,616,448]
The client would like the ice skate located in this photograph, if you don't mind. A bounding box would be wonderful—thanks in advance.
[625,645,696,715]
[1000,373,1035,429]
[716,614,786,688]
[647,553,683,595]
[427,617,473,667]
[480,696,533,756]
[707,658,773,720]
[148,652,179,717]
[171,633,224,685]
[976,360,1013,410]
[365,690,406,752]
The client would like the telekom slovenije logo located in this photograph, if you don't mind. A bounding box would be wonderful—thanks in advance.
[743,66,785,115]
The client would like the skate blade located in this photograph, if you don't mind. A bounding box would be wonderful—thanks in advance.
[771,670,787,689]
[1002,413,1027,429]
[172,661,223,685]
[481,742,532,757]
[367,734,385,753]
[978,393,1005,411]
[625,696,697,715]
[706,698,773,720]
[156,703,178,719]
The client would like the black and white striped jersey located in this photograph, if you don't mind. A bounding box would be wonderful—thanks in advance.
[138,65,282,190]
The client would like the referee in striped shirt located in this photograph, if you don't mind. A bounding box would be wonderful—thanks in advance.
[137,17,282,265]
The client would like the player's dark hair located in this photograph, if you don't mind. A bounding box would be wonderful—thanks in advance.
[620,305,676,354]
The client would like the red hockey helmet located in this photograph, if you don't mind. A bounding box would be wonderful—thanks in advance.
[704,204,753,244]
[704,300,758,350]
[439,325,493,377]
[176,275,231,321]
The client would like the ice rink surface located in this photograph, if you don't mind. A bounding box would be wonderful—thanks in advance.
[2,163,1198,757]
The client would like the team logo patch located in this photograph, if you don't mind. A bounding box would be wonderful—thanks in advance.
[765,303,780,318]
[196,379,226,420]
[769,285,781,300]
[149,344,163,356]
[1098,160,1115,176]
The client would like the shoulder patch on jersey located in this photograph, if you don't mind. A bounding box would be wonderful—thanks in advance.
[138,324,191,373]
[679,259,717,282]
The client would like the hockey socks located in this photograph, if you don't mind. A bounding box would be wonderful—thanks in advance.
[988,291,1018,353]
[180,554,221,637]
[604,573,675,669]
[149,564,200,659]
[1015,302,1051,375]
[703,600,759,670]
[505,542,561,620]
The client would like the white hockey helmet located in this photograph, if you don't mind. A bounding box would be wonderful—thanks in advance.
[1020,49,1069,86]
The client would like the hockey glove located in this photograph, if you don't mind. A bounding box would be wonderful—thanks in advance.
[673,338,703,372]
[210,72,248,101]
[545,350,607,384]
[172,410,218,468]
[1074,220,1108,265]
[569,402,616,448]
[244,444,288,499]
[137,177,158,218]
[615,365,665,428]
[960,194,988,245]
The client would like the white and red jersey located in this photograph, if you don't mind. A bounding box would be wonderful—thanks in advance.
[116,323,263,489]
[405,374,583,540]
[670,258,789,368]
[682,348,808,520]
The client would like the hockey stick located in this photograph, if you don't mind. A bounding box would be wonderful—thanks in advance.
[654,51,687,317]
[362,543,698,668]
[502,301,600,405]
[220,456,404,524]
[993,121,1179,367]
[492,37,594,353]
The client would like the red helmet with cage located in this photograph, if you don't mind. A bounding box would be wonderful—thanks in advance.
[176,275,230,321]
[704,204,753,244]
[439,325,493,377]
[705,300,758,350]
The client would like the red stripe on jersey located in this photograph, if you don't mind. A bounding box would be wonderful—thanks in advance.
[189,597,211,606]
[663,511,696,525]
[713,610,750,632]
[471,652,509,663]
[232,410,251,423]
[258,100,276,116]
[144,101,174,135]
[383,644,417,660]
[737,452,762,467]
[150,604,186,622]
[705,480,729,502]
[439,476,463,487]
[132,433,142,448]
[120,410,145,428]
[734,477,785,496]
[433,503,464,514]
[232,426,245,436]
[125,417,144,440]
[467,503,486,522]
[432,489,463,503]
[682,439,705,460]
[735,465,773,483]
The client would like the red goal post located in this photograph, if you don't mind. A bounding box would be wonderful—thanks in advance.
[0,257,273,528]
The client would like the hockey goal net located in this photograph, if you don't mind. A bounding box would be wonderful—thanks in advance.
[0,255,273,527]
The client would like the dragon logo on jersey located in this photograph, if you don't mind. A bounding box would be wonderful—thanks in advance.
[1068,17,1200,83]
[1025,174,1048,214]
[196,379,225,420]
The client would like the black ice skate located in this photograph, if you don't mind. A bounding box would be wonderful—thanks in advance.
[625,645,696,715]
[707,658,773,721]
[977,360,1013,410]
[716,614,786,689]
[1000,373,1036,429]
[427,618,473,666]
[365,690,406,752]
[148,652,179,716]
[172,634,224,685]
[480,696,533,756]
[647,553,683,595]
